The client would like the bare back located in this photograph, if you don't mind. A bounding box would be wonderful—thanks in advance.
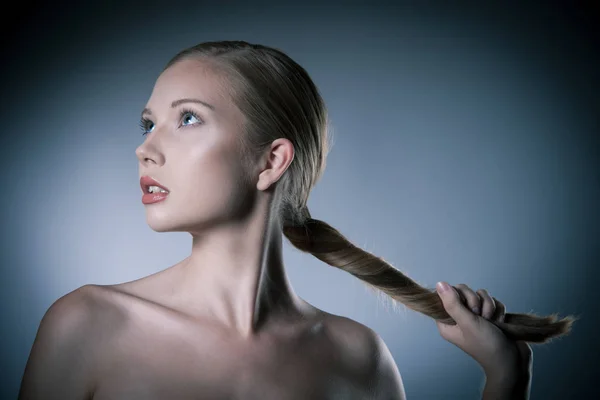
[77,281,379,400]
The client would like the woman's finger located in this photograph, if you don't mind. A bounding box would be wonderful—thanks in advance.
[491,296,506,322]
[454,284,482,315]
[436,282,478,327]
[475,289,496,320]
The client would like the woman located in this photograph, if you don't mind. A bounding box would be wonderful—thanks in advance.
[19,41,574,399]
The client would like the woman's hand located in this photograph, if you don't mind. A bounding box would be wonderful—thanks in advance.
[434,281,533,379]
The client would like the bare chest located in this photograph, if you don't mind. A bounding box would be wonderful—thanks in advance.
[90,304,356,399]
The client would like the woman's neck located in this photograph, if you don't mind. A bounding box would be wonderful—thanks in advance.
[169,210,308,338]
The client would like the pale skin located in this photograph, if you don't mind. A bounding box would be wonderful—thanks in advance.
[18,58,531,399]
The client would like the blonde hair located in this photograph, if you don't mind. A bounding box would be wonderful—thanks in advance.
[165,40,577,343]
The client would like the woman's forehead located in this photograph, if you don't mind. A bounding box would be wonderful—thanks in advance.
[150,58,231,108]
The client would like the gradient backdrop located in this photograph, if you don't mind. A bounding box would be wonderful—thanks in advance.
[1,1,598,399]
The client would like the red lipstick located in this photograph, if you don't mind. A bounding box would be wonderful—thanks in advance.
[140,176,170,204]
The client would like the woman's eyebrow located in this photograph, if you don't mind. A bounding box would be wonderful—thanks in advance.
[141,98,216,117]
[171,98,216,111]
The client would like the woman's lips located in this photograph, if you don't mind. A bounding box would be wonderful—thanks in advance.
[140,175,170,193]
[140,175,170,204]
[142,192,169,204]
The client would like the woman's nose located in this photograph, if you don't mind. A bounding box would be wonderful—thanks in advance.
[136,143,163,165]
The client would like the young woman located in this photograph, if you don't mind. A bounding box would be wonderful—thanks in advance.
[19,41,575,400]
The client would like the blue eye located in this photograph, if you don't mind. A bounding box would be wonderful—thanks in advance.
[140,118,154,136]
[180,109,202,126]
[139,109,202,137]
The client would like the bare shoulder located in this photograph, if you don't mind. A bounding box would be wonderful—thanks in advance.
[45,283,124,319]
[29,284,117,350]
[43,284,131,331]
[19,284,127,400]
[320,313,407,400]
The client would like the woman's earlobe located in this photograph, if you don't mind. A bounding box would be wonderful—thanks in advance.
[256,171,275,191]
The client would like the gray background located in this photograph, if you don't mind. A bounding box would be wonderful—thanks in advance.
[1,1,598,399]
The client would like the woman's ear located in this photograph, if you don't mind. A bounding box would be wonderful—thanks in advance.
[257,138,295,191]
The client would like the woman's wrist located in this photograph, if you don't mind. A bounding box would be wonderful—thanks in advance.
[482,365,532,400]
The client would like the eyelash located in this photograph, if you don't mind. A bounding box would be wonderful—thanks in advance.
[139,108,203,136]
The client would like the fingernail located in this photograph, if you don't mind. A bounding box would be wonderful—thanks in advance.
[471,307,480,315]
[436,282,450,293]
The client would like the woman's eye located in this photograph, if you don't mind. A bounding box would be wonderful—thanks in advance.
[139,110,201,137]
[181,112,200,126]
[140,119,154,136]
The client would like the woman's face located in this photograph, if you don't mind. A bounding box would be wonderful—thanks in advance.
[135,58,255,233]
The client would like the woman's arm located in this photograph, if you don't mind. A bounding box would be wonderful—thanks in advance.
[340,325,406,400]
[482,340,533,400]
[18,286,97,400]
[328,318,406,399]
[435,282,534,400]
[482,367,532,400]
[369,333,407,400]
